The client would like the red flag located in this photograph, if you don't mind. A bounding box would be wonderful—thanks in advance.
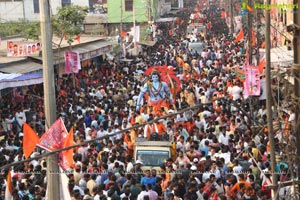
[74,35,80,43]
[234,28,244,43]
[37,118,68,151]
[60,127,76,170]
[23,123,40,159]
[258,58,266,74]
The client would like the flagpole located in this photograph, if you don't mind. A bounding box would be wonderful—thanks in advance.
[39,0,60,199]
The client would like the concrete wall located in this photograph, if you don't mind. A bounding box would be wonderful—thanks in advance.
[0,0,93,22]
[0,1,25,21]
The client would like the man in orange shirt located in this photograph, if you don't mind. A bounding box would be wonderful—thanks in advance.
[230,174,255,198]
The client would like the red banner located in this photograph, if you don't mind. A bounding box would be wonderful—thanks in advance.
[37,118,68,151]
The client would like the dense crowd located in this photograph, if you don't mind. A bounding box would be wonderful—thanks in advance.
[0,2,295,200]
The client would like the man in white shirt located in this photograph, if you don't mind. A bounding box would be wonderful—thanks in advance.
[231,82,243,101]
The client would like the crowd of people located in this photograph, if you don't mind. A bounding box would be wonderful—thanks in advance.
[0,1,295,200]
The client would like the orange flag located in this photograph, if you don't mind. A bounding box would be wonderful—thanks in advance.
[251,29,256,46]
[60,127,76,170]
[258,58,266,74]
[234,28,244,43]
[121,31,127,37]
[23,123,40,159]
[5,169,13,200]
[74,35,80,43]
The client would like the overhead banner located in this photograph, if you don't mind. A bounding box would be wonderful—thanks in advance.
[64,51,81,74]
[7,41,40,57]
[243,65,261,96]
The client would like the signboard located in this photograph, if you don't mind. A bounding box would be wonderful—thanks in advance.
[7,41,41,57]
[64,51,81,74]
[243,65,261,96]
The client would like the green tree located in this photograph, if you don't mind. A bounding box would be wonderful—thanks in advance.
[52,4,88,47]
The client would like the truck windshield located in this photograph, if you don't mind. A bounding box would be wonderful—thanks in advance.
[136,150,169,166]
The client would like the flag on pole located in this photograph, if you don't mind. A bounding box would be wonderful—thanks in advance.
[258,57,266,74]
[121,31,127,37]
[74,35,80,43]
[37,118,69,151]
[23,123,40,159]
[234,28,244,43]
[5,169,13,200]
[59,127,76,170]
[251,29,256,46]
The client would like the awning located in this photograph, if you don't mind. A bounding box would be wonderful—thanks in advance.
[259,46,293,67]
[139,40,157,46]
[155,17,176,23]
[0,61,42,74]
[0,73,43,90]
[53,40,113,64]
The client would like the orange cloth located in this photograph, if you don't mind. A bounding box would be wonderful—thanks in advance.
[234,29,244,43]
[23,123,40,159]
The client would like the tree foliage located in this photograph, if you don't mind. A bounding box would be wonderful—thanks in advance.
[0,21,40,40]
[52,4,88,46]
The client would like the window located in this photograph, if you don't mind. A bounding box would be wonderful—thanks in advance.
[33,0,39,13]
[125,0,133,11]
[62,0,71,7]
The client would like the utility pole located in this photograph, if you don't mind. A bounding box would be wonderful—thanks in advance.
[248,0,252,65]
[230,0,234,34]
[255,0,261,65]
[132,0,138,55]
[39,0,60,199]
[265,0,278,198]
[292,0,300,194]
[120,0,123,33]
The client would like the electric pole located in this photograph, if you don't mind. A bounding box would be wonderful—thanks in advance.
[255,0,261,65]
[230,0,234,34]
[39,0,60,199]
[120,0,123,33]
[292,0,300,194]
[265,0,278,198]
[248,0,252,65]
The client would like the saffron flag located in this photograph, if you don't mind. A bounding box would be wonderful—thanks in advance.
[121,31,127,37]
[59,127,76,170]
[5,169,13,200]
[37,118,69,151]
[74,35,80,43]
[23,123,40,159]
[258,58,266,74]
[251,29,256,46]
[234,28,244,43]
